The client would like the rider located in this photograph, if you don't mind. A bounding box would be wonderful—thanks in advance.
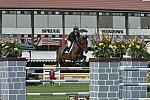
[64,26,80,52]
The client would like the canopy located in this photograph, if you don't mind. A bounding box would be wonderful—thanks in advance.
[19,43,35,51]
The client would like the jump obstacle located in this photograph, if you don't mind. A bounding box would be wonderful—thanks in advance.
[0,59,150,100]
[26,66,149,99]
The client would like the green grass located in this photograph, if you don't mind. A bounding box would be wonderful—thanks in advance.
[27,84,150,100]
[26,83,89,100]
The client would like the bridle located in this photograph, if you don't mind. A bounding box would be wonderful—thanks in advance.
[76,37,88,52]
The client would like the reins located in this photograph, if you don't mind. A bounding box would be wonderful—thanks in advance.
[75,38,87,51]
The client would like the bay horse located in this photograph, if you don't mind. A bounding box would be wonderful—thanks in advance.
[56,36,88,66]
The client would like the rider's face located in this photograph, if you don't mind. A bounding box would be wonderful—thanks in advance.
[74,29,79,33]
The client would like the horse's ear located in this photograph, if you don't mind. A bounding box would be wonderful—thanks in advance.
[84,35,87,39]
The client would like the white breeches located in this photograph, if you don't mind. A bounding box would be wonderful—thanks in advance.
[67,40,71,47]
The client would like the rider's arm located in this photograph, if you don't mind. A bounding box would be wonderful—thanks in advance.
[70,32,76,42]
[77,32,80,39]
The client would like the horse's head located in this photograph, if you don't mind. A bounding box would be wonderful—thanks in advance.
[78,36,88,53]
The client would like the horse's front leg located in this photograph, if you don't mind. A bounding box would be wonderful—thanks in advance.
[62,59,66,67]
[82,55,86,61]
[71,55,80,66]
[78,55,87,66]
[70,60,75,67]
[78,54,86,61]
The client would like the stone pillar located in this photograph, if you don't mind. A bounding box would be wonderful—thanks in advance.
[89,58,120,100]
[0,61,2,100]
[120,58,147,99]
[0,58,26,100]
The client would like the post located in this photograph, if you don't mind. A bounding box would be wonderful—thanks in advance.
[125,13,129,36]
[62,12,65,46]
[89,58,120,100]
[0,58,26,100]
[31,11,34,46]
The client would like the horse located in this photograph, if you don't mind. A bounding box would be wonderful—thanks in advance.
[56,36,88,66]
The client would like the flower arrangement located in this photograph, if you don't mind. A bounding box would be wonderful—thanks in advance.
[111,37,127,58]
[88,33,127,58]
[88,33,110,58]
[126,37,147,58]
[89,33,147,58]
[0,36,22,57]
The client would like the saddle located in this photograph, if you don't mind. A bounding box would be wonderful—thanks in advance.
[63,42,74,53]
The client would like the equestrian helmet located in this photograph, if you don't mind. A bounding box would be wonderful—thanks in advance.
[73,26,79,30]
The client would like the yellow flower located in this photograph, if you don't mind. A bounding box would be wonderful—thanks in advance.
[99,36,103,41]
[121,45,125,48]
[129,44,131,48]
[106,35,110,41]
[131,43,134,46]
[111,42,114,45]
[2,43,5,46]
[136,45,140,49]
[131,40,135,45]
[10,40,14,43]
[98,43,103,47]
[113,46,117,50]
[14,48,19,51]
[92,45,97,49]
[143,47,146,51]
[132,39,135,43]
[5,46,9,49]
[127,48,130,51]
[109,45,113,49]
[18,40,21,44]
[138,39,142,43]
[106,35,109,40]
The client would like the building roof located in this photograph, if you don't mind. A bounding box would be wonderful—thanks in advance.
[0,0,150,12]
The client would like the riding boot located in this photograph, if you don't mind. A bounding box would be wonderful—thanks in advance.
[67,44,72,52]
[64,47,69,52]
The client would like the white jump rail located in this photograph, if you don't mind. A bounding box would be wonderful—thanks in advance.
[26,67,90,70]
[119,67,150,71]
[120,83,150,86]
[27,92,89,96]
[26,79,90,83]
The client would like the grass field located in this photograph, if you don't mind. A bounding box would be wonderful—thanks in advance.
[27,83,150,100]
[26,83,89,100]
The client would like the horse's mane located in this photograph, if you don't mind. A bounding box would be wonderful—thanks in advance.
[72,36,87,53]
